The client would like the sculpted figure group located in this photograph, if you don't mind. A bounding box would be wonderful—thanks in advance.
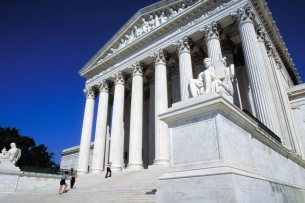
[0,143,21,165]
[189,57,234,101]
[99,4,188,63]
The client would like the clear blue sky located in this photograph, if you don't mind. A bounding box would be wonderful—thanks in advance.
[0,0,304,164]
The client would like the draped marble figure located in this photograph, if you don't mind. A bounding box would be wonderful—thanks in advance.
[189,58,234,101]
[0,143,21,165]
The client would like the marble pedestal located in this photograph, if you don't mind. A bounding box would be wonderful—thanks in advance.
[156,92,305,203]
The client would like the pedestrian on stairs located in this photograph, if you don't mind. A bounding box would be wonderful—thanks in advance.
[70,173,76,189]
[59,171,70,195]
[105,162,112,178]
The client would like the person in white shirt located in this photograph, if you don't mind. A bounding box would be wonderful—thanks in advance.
[105,162,112,178]
[59,172,70,195]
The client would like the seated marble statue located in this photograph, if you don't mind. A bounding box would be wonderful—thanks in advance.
[134,25,142,38]
[128,30,135,43]
[160,11,168,24]
[141,18,150,34]
[118,39,126,50]
[148,15,156,30]
[155,14,160,27]
[169,8,178,19]
[189,58,234,101]
[0,143,21,165]
[178,4,186,13]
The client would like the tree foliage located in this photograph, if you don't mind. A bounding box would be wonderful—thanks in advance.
[0,126,58,168]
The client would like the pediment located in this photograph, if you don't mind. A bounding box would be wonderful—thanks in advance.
[79,0,206,78]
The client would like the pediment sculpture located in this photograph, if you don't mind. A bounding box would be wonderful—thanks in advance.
[97,3,192,63]
[189,58,234,102]
[0,143,21,171]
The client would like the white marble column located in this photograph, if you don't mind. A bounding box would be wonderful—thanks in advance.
[231,4,278,132]
[173,37,193,101]
[77,87,96,176]
[201,21,223,65]
[256,26,282,137]
[104,125,110,170]
[268,44,303,156]
[109,71,125,172]
[91,80,109,174]
[127,62,144,170]
[150,49,169,165]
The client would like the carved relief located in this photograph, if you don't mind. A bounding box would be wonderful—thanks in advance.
[99,80,109,93]
[150,49,168,65]
[200,21,223,41]
[129,61,147,77]
[256,24,267,42]
[173,36,194,54]
[231,3,255,24]
[112,71,125,85]
[84,87,96,99]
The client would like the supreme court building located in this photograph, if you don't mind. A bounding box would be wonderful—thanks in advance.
[60,0,305,201]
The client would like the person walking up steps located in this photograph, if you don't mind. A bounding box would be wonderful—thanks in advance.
[59,171,70,195]
[70,173,76,189]
[105,162,112,178]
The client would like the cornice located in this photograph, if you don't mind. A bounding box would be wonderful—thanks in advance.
[251,0,302,85]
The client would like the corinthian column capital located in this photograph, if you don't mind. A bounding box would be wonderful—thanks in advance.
[129,61,147,77]
[231,3,256,25]
[98,79,109,93]
[200,21,223,41]
[112,71,125,85]
[83,86,96,99]
[256,24,267,42]
[173,36,194,54]
[150,49,170,65]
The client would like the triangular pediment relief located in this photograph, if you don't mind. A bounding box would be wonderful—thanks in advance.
[79,0,208,78]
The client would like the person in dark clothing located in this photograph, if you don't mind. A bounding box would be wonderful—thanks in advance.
[105,162,112,178]
[70,173,76,189]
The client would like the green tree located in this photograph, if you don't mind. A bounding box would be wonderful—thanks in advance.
[0,126,58,168]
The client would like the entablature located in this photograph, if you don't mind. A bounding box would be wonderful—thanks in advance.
[81,0,301,88]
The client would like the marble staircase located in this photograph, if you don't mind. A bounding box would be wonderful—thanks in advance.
[0,166,168,203]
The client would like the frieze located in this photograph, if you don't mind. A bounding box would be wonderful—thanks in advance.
[96,2,196,65]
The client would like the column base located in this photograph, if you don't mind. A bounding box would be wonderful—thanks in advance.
[77,170,88,176]
[152,158,169,166]
[90,169,104,174]
[110,165,122,173]
[126,162,144,170]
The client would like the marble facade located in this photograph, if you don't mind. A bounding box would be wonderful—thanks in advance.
[62,0,305,201]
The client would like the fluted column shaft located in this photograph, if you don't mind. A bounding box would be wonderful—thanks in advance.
[202,21,223,65]
[174,37,194,101]
[269,51,303,156]
[232,5,278,132]
[91,81,109,174]
[150,50,169,165]
[109,72,125,172]
[128,63,144,169]
[77,87,96,176]
[207,38,222,65]
[257,37,281,137]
